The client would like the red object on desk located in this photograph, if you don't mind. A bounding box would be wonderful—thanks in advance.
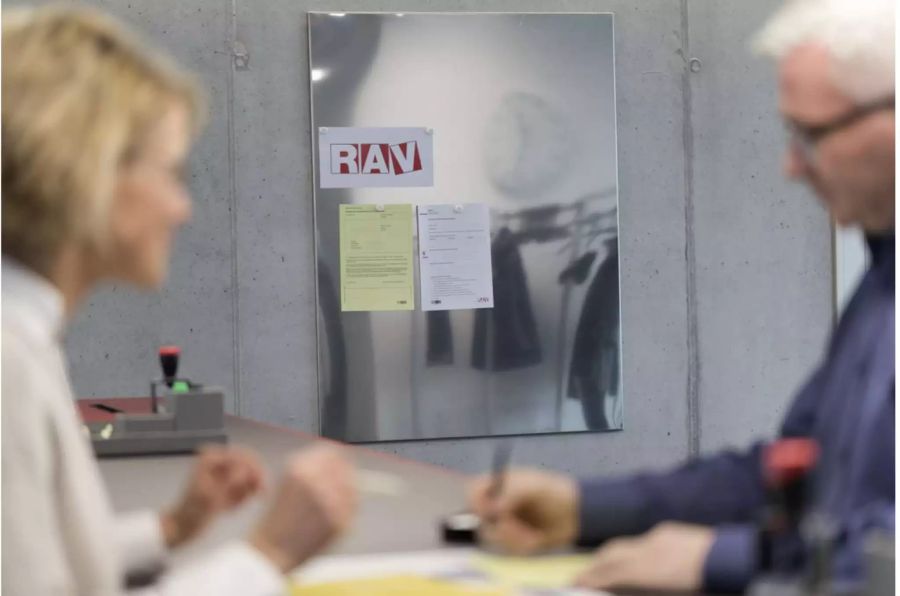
[764,437,819,488]
[77,397,155,423]
[158,345,180,386]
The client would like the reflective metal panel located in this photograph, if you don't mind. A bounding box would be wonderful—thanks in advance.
[310,13,621,442]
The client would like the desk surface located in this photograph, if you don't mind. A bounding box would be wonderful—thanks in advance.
[99,415,469,564]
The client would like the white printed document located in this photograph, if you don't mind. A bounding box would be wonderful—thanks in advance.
[417,204,494,311]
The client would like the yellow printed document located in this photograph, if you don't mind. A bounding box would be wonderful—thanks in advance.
[290,550,604,596]
[291,575,509,596]
[339,204,415,312]
[474,553,594,589]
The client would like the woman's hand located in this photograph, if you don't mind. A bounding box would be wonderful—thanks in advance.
[249,446,357,573]
[161,445,266,549]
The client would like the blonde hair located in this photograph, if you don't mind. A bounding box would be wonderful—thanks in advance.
[2,5,206,274]
[753,0,895,105]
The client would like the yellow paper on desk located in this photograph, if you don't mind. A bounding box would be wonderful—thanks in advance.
[474,553,594,589]
[291,575,509,596]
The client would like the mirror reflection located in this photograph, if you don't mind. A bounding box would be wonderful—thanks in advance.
[310,13,621,442]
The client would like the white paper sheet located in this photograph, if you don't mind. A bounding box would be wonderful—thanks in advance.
[294,549,475,583]
[417,204,494,311]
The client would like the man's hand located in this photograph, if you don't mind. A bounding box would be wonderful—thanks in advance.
[574,522,714,592]
[249,446,357,573]
[467,468,579,555]
[161,445,266,549]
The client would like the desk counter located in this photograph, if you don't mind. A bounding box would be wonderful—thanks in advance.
[99,415,468,563]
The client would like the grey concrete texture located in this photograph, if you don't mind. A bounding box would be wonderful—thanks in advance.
[686,0,833,453]
[3,0,833,477]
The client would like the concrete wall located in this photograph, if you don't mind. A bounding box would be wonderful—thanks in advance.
[687,1,831,453]
[5,0,832,476]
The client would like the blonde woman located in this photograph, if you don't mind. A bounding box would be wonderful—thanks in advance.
[2,6,356,595]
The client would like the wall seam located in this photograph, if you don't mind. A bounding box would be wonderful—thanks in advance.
[680,0,701,458]
[226,0,242,415]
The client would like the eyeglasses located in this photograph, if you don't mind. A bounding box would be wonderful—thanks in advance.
[786,96,895,163]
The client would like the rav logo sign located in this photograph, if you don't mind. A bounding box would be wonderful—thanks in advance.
[330,142,423,175]
[318,127,434,189]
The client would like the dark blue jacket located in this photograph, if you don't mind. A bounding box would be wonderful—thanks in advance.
[577,235,894,593]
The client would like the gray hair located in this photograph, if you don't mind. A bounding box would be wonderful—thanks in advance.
[753,0,895,104]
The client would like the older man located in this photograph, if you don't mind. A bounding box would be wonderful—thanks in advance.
[468,0,895,593]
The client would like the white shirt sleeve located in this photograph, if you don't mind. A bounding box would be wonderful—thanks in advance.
[129,542,285,596]
[116,511,167,575]
[2,277,289,596]
[1,365,74,595]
